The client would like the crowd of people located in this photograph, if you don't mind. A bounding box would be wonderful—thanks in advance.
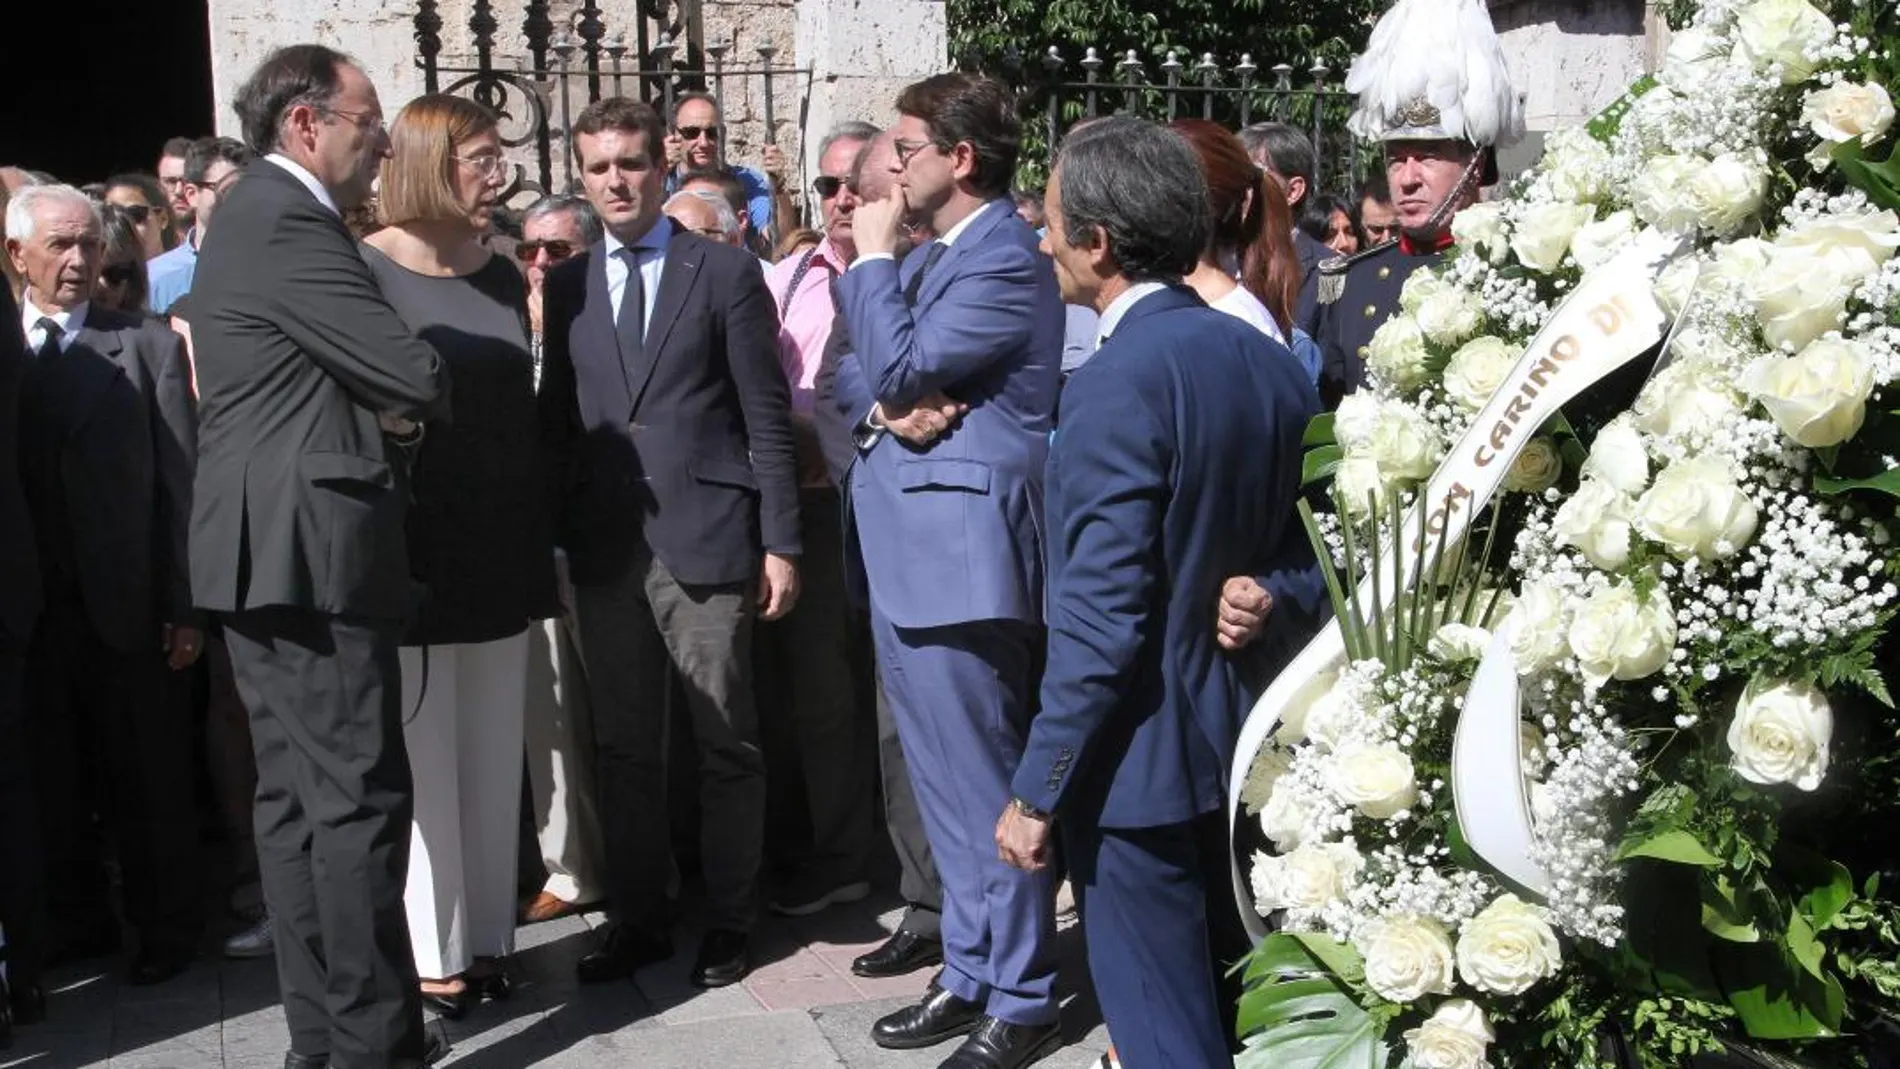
[0,19,1498,1068]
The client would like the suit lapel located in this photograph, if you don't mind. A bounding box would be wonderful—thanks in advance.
[913,198,1015,312]
[627,239,702,417]
[64,321,130,437]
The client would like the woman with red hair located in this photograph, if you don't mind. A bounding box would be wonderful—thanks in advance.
[1169,119,1322,387]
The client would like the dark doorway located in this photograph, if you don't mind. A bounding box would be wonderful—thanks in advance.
[5,0,215,183]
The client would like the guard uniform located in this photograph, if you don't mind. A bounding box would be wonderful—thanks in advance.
[1313,232,1453,408]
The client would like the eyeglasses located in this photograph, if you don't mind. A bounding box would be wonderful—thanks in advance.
[117,204,154,224]
[676,125,721,143]
[454,154,507,179]
[100,263,140,286]
[683,225,727,240]
[514,239,576,263]
[893,139,937,168]
[321,106,387,136]
[812,175,857,200]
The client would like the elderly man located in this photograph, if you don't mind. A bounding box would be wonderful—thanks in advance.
[664,188,745,247]
[149,136,252,315]
[7,183,202,990]
[754,120,879,922]
[1000,116,1319,1069]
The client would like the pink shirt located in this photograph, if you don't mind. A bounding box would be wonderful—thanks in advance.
[765,238,852,415]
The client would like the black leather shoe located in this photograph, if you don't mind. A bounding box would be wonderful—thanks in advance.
[283,1053,329,1069]
[872,983,983,1050]
[128,949,191,986]
[689,929,750,988]
[420,984,470,1020]
[576,926,672,983]
[9,981,45,1026]
[853,929,944,978]
[938,1015,1062,1069]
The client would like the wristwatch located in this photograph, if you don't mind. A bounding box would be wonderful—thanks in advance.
[1010,797,1053,822]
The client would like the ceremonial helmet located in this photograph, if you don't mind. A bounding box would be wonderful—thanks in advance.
[1344,0,1526,184]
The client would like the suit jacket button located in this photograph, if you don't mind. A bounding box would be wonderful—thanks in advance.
[1357,346,1370,358]
[1363,304,1379,318]
[1377,266,1391,280]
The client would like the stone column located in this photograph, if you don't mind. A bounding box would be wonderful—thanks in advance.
[208,0,430,140]
[794,0,947,198]
[1487,0,1660,180]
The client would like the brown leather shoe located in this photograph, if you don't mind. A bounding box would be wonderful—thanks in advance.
[519,891,589,924]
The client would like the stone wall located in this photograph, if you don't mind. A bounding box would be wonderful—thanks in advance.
[1488,0,1663,179]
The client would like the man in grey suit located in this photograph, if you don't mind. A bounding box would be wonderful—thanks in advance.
[538,96,800,990]
[6,183,202,989]
[189,45,448,1069]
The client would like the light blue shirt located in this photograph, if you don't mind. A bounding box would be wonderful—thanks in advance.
[603,215,675,339]
[1092,281,1169,344]
[665,163,774,236]
[147,236,198,315]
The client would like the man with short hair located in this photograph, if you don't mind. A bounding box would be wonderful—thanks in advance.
[157,136,194,239]
[7,183,203,991]
[148,136,252,315]
[1239,121,1331,334]
[191,43,449,1069]
[665,93,777,240]
[1356,172,1399,247]
[1001,115,1319,1069]
[539,95,799,991]
[664,188,744,246]
[833,72,1065,1068]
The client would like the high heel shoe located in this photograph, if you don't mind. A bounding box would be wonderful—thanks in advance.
[419,979,470,1020]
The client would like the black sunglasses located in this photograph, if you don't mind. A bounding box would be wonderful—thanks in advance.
[118,204,153,223]
[514,239,577,263]
[812,175,858,199]
[101,263,139,286]
[676,125,721,142]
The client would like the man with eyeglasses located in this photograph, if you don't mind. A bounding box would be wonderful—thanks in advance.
[665,93,779,246]
[148,137,253,316]
[156,137,195,242]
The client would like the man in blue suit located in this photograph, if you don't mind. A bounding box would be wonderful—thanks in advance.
[829,73,1065,1069]
[996,117,1321,1069]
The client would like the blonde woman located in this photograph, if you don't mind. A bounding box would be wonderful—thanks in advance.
[361,94,559,1018]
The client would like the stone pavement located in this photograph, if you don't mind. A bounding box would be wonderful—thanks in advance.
[2,895,1110,1069]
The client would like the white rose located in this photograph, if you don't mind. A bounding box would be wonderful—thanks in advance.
[1654,255,1701,317]
[1504,437,1563,493]
[1240,747,1292,813]
[1253,842,1363,912]
[1632,359,1745,439]
[1328,741,1420,820]
[1276,668,1341,747]
[1713,237,1777,292]
[1735,0,1838,85]
[1519,720,1552,778]
[1553,479,1637,571]
[1804,81,1897,146]
[1364,402,1443,484]
[1529,778,1560,825]
[1302,682,1357,753]
[1259,778,1308,850]
[1689,151,1770,235]
[1512,201,1596,273]
[1334,393,1382,451]
[1400,270,1451,315]
[1750,248,1858,351]
[1456,894,1563,995]
[1570,209,1638,272]
[1663,25,1737,89]
[1510,579,1573,675]
[1582,417,1649,495]
[1443,336,1516,411]
[1540,128,1613,204]
[1404,999,1495,1069]
[1741,335,1876,447]
[1430,622,1491,663]
[1727,677,1834,791]
[1416,287,1485,348]
[1452,203,1510,264]
[1366,314,1431,389]
[1632,155,1708,233]
[1777,206,1900,278]
[1358,916,1457,1003]
[1568,581,1677,687]
[1335,455,1388,521]
[1635,454,1760,560]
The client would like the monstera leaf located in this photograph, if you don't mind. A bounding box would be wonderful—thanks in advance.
[1236,933,1389,1069]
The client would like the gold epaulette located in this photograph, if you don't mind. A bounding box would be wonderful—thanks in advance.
[1315,239,1398,306]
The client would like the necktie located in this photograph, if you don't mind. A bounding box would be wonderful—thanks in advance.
[34,318,62,362]
[903,242,947,307]
[614,246,647,388]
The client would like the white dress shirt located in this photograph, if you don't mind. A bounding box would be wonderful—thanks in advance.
[1092,281,1169,347]
[21,297,88,354]
[264,154,340,216]
[603,215,674,339]
[852,199,996,270]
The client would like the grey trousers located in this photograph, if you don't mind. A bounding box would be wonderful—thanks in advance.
[573,547,764,933]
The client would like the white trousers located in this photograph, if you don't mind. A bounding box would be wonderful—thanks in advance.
[523,613,606,904]
[399,631,529,979]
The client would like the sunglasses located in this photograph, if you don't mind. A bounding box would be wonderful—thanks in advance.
[101,263,139,286]
[812,175,858,200]
[514,239,577,262]
[118,204,154,223]
[676,125,721,142]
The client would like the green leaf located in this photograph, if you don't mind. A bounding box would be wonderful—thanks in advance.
[1832,139,1900,213]
[1786,912,1827,981]
[1779,847,1854,930]
[1812,467,1900,501]
[1236,934,1388,1069]
[1716,941,1845,1039]
[1303,444,1344,489]
[1587,75,1658,142]
[1702,875,1762,943]
[1617,828,1724,867]
[1304,412,1337,448]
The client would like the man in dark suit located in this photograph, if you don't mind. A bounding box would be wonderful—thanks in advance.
[6,183,203,988]
[0,252,46,1039]
[831,74,1065,1069]
[538,96,800,989]
[998,117,1320,1069]
[190,45,448,1069]
[1240,122,1333,335]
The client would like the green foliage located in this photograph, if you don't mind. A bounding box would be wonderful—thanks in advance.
[1236,933,1390,1069]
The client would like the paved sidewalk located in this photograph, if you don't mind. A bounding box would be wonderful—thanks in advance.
[3,896,1110,1069]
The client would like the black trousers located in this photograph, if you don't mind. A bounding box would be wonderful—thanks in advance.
[222,607,424,1068]
[27,596,199,957]
[0,633,47,985]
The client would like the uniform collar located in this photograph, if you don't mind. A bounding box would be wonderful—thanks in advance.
[1399,229,1455,256]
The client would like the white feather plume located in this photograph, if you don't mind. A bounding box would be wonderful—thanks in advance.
[1345,0,1525,148]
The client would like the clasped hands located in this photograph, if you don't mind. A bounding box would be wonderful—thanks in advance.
[874,392,967,448]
